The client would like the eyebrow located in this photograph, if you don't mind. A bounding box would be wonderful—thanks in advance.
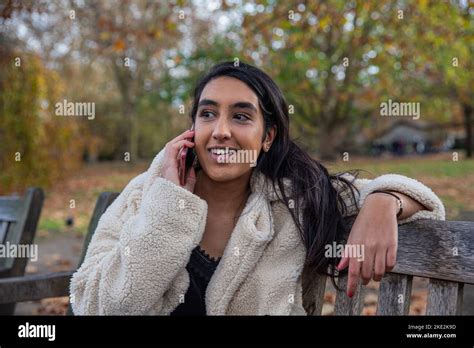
[198,99,258,113]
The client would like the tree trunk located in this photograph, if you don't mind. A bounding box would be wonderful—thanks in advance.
[318,127,338,160]
[464,103,473,158]
[124,101,138,162]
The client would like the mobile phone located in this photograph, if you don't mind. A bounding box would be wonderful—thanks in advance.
[178,124,196,186]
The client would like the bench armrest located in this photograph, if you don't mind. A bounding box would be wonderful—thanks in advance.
[0,271,73,304]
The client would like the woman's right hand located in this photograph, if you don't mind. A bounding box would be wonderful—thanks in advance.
[161,129,197,192]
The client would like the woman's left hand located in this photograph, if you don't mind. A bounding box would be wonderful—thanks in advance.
[336,193,399,297]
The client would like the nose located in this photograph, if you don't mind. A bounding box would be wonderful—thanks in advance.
[212,116,231,141]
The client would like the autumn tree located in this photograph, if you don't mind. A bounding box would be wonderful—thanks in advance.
[237,0,472,158]
[0,36,83,194]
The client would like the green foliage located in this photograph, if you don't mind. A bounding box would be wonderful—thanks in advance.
[0,49,84,194]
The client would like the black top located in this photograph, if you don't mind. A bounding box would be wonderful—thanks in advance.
[170,245,221,315]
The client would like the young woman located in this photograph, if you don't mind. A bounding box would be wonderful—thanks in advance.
[70,62,445,315]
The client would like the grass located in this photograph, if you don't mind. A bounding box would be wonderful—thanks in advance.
[326,155,474,179]
[325,153,474,219]
[38,218,63,233]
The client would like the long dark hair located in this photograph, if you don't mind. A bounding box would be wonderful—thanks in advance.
[189,62,359,297]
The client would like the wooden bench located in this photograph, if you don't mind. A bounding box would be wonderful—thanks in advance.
[303,219,474,315]
[0,191,473,315]
[0,188,44,314]
[0,192,118,315]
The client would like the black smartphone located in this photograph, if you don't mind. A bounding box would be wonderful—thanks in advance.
[178,124,196,186]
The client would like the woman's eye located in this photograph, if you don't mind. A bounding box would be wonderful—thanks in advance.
[234,113,250,121]
[200,111,215,119]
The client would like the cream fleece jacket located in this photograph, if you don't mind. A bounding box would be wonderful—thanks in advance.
[70,149,445,315]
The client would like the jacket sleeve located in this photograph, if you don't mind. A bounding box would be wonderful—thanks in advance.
[333,173,445,224]
[69,173,208,315]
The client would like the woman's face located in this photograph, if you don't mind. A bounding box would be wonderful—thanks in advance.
[194,76,275,183]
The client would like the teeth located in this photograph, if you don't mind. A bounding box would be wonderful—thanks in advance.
[210,148,237,155]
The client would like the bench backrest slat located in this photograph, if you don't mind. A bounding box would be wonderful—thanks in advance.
[334,274,365,315]
[0,199,23,222]
[0,221,10,244]
[426,279,463,315]
[376,273,413,315]
[0,221,20,271]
